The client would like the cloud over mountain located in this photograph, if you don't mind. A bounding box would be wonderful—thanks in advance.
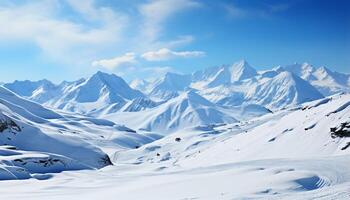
[142,48,205,61]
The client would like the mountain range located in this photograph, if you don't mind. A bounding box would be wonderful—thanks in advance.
[1,61,350,200]
[2,60,349,132]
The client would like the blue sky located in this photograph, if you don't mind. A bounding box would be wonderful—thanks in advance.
[0,0,349,83]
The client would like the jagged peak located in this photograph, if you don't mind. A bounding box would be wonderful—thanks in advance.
[173,90,213,107]
[87,71,126,86]
[233,59,253,69]
[316,66,332,73]
[230,60,257,81]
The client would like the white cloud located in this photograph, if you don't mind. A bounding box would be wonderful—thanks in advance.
[137,0,201,49]
[223,4,248,18]
[141,48,205,61]
[0,0,204,77]
[223,2,291,19]
[143,66,175,75]
[0,0,128,63]
[92,52,136,70]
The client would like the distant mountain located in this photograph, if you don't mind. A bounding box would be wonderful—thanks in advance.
[129,79,151,93]
[104,91,238,132]
[148,72,192,101]
[245,71,324,108]
[5,71,145,115]
[191,60,257,89]
[3,79,57,103]
[4,60,349,115]
[143,60,349,110]
[279,63,350,96]
[3,79,86,104]
[230,60,258,82]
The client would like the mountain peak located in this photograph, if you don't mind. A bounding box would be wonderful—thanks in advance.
[91,70,117,80]
[56,70,145,111]
[249,71,324,109]
[175,90,214,108]
[237,59,249,66]
[3,79,56,97]
[230,60,257,81]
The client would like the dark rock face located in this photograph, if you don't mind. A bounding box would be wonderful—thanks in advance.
[330,121,350,138]
[99,154,113,166]
[0,117,21,133]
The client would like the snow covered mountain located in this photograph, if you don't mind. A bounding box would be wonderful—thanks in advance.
[104,91,238,133]
[1,65,350,199]
[193,63,324,109]
[13,72,144,115]
[142,60,343,110]
[3,79,86,104]
[191,60,257,87]
[3,60,349,119]
[148,72,192,101]
[279,62,350,96]
[244,71,324,108]
[3,79,59,103]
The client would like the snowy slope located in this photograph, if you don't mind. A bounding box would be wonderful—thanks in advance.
[119,97,161,112]
[116,93,350,167]
[5,94,348,199]
[0,86,159,180]
[0,90,349,199]
[104,91,238,133]
[0,86,112,179]
[95,93,350,199]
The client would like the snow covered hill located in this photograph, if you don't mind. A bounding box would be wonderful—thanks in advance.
[0,86,111,179]
[116,93,350,166]
[0,79,349,199]
[0,86,159,180]
[6,93,347,199]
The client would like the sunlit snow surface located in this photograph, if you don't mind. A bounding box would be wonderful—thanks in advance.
[0,89,349,199]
